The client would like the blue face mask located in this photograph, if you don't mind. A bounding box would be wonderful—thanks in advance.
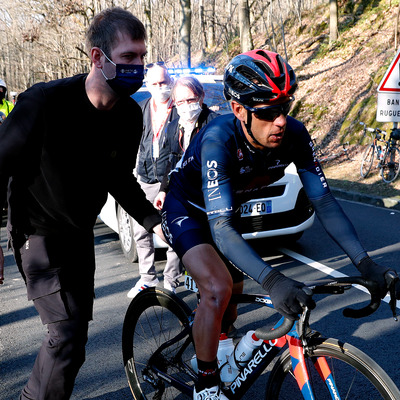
[101,50,144,96]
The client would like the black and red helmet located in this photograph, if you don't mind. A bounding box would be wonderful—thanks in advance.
[223,49,297,106]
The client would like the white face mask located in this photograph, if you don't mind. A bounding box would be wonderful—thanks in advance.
[177,102,202,122]
[149,85,172,103]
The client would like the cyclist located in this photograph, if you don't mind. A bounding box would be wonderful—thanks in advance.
[0,79,14,116]
[161,49,399,400]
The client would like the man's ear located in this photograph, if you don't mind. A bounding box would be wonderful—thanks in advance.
[231,101,246,122]
[91,47,103,69]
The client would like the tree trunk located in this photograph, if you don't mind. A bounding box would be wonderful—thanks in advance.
[329,0,338,44]
[179,0,191,67]
[239,0,253,52]
[199,0,207,57]
[207,0,216,49]
[144,0,153,62]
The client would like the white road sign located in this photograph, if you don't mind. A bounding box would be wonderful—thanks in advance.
[377,93,400,122]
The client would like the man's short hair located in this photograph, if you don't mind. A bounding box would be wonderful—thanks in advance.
[85,7,146,58]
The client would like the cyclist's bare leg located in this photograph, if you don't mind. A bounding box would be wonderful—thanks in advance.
[182,243,233,362]
[222,280,243,334]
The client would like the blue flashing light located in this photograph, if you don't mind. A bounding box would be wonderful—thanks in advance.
[167,66,216,76]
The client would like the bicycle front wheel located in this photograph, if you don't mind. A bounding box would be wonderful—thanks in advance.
[360,144,375,178]
[266,337,400,399]
[122,287,195,400]
[381,146,400,183]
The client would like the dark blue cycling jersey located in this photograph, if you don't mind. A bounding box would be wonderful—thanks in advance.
[164,113,367,284]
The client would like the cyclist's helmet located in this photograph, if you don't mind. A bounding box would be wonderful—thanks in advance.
[0,111,6,124]
[223,49,297,106]
[0,79,6,91]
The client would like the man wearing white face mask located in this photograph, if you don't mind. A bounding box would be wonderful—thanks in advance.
[127,63,181,298]
[154,76,219,211]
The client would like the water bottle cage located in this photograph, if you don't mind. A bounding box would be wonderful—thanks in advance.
[230,341,253,371]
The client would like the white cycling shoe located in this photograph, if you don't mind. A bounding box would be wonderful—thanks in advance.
[193,385,228,400]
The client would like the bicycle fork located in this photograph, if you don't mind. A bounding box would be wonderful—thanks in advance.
[288,333,341,400]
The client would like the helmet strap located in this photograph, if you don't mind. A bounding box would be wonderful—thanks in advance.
[245,110,263,148]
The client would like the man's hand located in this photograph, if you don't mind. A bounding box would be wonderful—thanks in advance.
[154,191,166,211]
[0,246,4,284]
[357,256,397,299]
[262,270,315,320]
[152,223,167,244]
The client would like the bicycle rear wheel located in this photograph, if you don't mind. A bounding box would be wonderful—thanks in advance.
[122,287,195,400]
[381,146,400,183]
[266,337,400,399]
[360,144,375,178]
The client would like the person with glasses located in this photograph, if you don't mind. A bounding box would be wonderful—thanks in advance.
[0,8,165,399]
[154,75,219,210]
[127,63,181,298]
[160,49,399,400]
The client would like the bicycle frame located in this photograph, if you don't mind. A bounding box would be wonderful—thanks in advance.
[146,293,342,400]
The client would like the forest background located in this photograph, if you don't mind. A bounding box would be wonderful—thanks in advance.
[1,0,400,199]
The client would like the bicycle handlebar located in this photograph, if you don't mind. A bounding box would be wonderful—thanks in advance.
[359,121,386,137]
[255,272,398,341]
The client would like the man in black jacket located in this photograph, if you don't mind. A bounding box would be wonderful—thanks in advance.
[127,63,181,298]
[0,8,163,399]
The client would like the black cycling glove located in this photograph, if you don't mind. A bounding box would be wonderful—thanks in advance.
[262,270,316,320]
[357,256,395,299]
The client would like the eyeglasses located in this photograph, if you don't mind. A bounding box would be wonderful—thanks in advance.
[243,98,293,121]
[175,97,199,107]
[146,61,165,69]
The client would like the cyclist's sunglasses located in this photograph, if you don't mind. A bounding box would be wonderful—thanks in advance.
[243,98,294,121]
[146,61,165,69]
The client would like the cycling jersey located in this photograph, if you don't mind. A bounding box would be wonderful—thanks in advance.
[163,113,367,284]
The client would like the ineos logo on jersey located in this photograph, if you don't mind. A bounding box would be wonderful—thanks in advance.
[206,160,221,201]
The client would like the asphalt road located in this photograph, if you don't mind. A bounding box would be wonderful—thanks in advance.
[1,199,399,399]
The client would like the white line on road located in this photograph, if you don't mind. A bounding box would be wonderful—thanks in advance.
[279,247,400,310]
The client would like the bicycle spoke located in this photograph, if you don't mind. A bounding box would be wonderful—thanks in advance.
[381,146,400,183]
[123,290,195,400]
[266,339,399,399]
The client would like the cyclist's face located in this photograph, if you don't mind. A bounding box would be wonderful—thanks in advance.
[232,99,288,150]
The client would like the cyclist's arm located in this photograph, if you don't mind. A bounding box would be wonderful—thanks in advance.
[298,164,367,265]
[201,137,273,284]
[202,137,315,318]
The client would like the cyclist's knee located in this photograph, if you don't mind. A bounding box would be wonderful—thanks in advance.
[199,279,232,313]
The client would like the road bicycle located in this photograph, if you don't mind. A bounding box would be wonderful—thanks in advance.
[122,270,399,399]
[359,122,400,183]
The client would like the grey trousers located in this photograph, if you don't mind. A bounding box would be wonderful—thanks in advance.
[11,233,94,400]
[132,179,182,288]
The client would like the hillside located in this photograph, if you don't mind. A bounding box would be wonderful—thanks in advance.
[286,1,400,199]
[208,0,400,200]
